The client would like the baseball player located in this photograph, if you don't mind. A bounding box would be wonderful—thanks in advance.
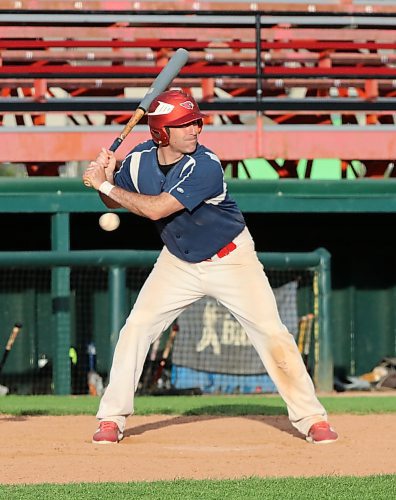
[83,90,338,445]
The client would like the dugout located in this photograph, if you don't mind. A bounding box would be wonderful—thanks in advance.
[0,177,395,394]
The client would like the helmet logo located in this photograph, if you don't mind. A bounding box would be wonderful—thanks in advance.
[180,100,194,110]
[148,101,175,116]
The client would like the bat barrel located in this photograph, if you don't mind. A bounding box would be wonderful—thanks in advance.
[139,48,189,112]
[0,322,22,374]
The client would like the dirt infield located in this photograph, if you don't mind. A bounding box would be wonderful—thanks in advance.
[0,414,394,484]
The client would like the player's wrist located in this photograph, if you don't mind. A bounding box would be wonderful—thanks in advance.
[105,168,116,183]
[98,180,114,197]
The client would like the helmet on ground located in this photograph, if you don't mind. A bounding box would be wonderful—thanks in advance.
[147,90,205,146]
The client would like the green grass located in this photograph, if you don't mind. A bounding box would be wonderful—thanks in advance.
[0,476,395,500]
[0,393,395,416]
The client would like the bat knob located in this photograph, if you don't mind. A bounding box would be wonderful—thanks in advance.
[84,180,92,187]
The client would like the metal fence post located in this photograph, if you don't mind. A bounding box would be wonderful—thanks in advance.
[108,266,127,369]
[315,248,333,391]
[51,212,71,395]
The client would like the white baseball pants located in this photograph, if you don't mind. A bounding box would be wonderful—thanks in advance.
[97,227,327,436]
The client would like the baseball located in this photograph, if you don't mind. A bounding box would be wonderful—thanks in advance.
[99,212,120,231]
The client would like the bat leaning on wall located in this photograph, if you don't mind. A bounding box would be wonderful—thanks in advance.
[151,321,179,388]
[139,336,161,394]
[297,314,314,371]
[0,322,23,374]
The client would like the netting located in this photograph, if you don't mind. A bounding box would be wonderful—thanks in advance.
[142,269,315,395]
[0,264,316,395]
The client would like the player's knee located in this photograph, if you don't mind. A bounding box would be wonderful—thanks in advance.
[254,322,302,373]
[120,314,153,341]
[256,319,289,339]
[268,339,305,375]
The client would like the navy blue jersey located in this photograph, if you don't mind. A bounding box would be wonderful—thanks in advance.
[114,139,245,262]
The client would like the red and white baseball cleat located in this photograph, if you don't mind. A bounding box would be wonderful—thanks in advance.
[92,421,123,444]
[306,421,338,444]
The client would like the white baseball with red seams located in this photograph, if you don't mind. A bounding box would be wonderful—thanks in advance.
[98,212,120,231]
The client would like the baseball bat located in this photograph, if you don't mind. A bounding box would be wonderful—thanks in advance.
[84,48,189,187]
[0,323,23,374]
[152,322,179,386]
[140,336,161,393]
[302,313,314,369]
[297,315,308,355]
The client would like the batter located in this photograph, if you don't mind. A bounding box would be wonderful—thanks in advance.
[83,90,338,446]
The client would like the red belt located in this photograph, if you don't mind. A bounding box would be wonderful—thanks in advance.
[217,241,237,258]
[206,241,237,261]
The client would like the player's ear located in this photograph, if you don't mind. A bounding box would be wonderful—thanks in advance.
[197,119,203,134]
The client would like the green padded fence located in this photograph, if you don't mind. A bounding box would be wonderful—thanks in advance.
[0,248,332,394]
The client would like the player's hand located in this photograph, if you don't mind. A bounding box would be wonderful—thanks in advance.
[95,148,117,182]
[83,148,117,189]
[82,161,107,190]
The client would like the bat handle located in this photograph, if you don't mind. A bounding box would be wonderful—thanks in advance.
[109,137,123,152]
[84,107,145,188]
[83,140,120,187]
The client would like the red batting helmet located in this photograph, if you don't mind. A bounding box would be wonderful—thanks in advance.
[147,90,205,146]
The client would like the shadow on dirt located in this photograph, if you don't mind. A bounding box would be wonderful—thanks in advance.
[124,404,302,441]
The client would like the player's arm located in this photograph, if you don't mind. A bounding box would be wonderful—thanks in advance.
[103,186,183,220]
[83,158,184,220]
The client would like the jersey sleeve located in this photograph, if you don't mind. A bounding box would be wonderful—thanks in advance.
[166,151,225,212]
[113,152,138,193]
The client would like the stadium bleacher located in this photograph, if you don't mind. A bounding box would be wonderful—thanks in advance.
[1,0,396,177]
